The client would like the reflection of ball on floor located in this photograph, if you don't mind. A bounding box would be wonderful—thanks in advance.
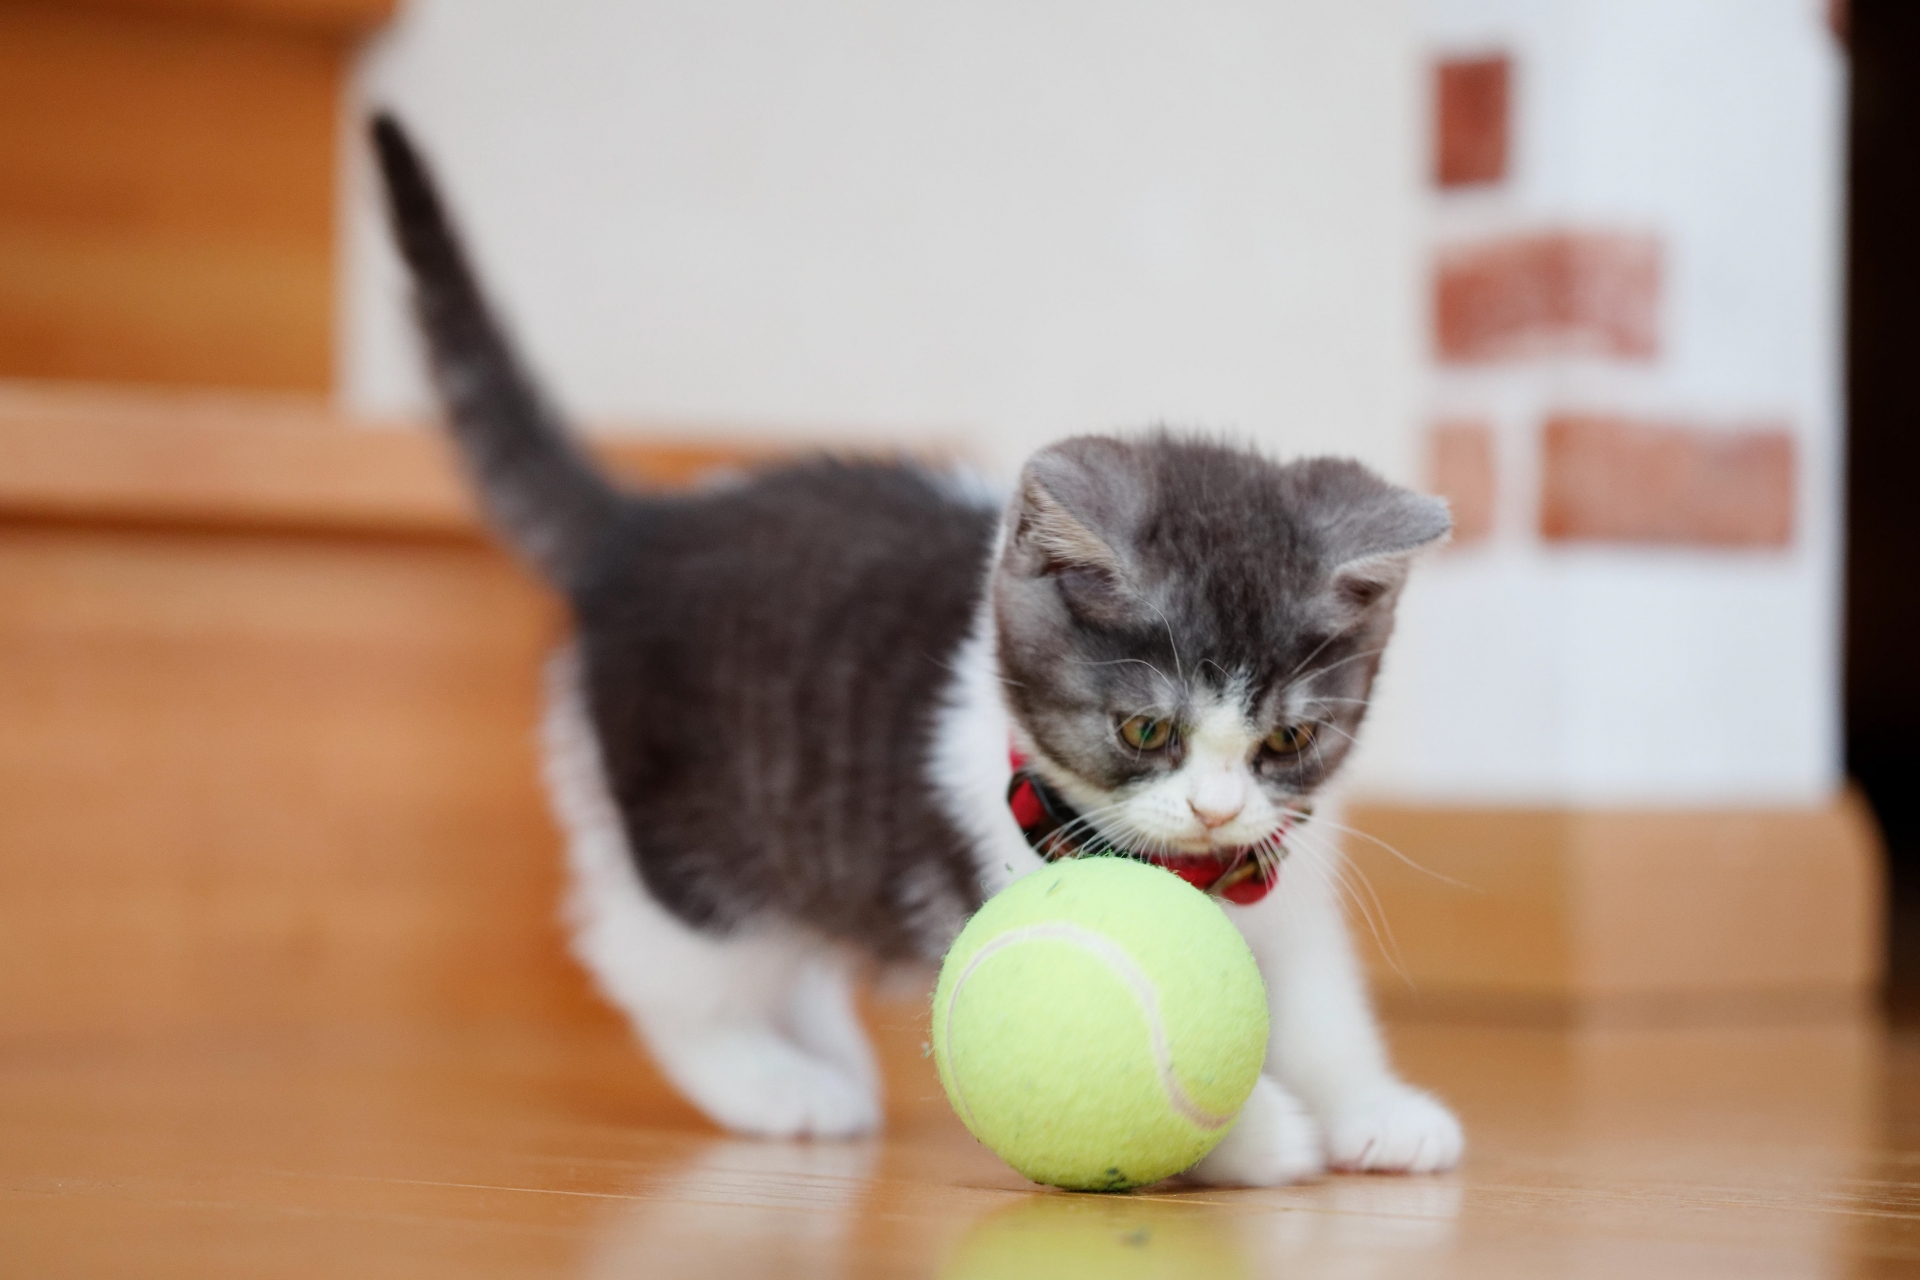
[940,1195,1252,1280]
[931,857,1269,1191]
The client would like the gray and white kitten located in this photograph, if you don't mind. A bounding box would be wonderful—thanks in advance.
[372,115,1462,1185]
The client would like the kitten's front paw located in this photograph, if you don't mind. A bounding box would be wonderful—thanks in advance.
[670,1031,881,1140]
[1321,1083,1463,1174]
[1185,1076,1325,1187]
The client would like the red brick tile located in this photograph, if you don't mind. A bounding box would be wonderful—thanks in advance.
[1435,55,1510,188]
[1540,414,1795,547]
[1435,232,1661,363]
[1427,420,1497,543]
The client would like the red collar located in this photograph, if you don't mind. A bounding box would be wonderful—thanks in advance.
[1006,747,1280,905]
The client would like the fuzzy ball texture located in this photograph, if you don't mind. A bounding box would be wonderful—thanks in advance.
[931,857,1269,1191]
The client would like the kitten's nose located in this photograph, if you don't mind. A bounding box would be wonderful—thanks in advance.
[1189,768,1246,830]
[1189,796,1244,829]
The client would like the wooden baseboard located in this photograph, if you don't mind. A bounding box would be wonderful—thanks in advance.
[1345,796,1885,1026]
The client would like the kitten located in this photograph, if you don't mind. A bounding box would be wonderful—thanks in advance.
[371,115,1463,1185]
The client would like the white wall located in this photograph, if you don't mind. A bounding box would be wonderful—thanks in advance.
[342,0,1423,484]
[342,1,1846,811]
[1357,0,1846,806]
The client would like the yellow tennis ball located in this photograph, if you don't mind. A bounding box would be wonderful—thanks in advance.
[931,857,1269,1191]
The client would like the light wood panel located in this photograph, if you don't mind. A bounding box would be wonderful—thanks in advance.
[1347,796,1885,1024]
[0,521,601,1038]
[0,3,383,389]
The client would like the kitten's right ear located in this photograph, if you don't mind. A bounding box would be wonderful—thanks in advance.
[1006,471,1126,579]
[1003,440,1145,625]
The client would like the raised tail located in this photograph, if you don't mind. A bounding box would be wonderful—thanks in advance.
[370,112,628,591]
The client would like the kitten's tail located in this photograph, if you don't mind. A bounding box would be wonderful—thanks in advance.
[370,112,629,591]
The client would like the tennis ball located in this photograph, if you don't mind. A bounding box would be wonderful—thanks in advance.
[931,857,1269,1191]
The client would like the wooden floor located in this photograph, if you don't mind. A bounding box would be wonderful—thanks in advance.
[6,1002,1919,1279]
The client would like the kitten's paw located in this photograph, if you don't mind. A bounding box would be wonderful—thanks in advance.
[1185,1076,1325,1186]
[1320,1083,1463,1174]
[670,1030,881,1140]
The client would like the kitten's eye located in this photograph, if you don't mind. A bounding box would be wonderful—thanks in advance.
[1118,715,1173,751]
[1265,723,1316,755]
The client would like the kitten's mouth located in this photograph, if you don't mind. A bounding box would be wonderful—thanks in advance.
[1006,764,1290,906]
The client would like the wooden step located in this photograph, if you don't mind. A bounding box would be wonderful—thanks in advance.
[0,1,393,391]
[0,383,765,1040]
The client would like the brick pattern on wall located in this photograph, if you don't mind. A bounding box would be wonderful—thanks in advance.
[1426,420,1496,543]
[1425,49,1799,552]
[1435,55,1510,188]
[1540,415,1795,548]
[1435,231,1660,363]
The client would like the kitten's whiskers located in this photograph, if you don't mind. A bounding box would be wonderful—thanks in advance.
[1289,646,1389,688]
[1308,719,1363,750]
[1280,808,1478,892]
[1283,824,1412,987]
[1035,798,1132,859]
[1278,629,1345,689]
[1072,656,1179,698]
[1143,600,1188,693]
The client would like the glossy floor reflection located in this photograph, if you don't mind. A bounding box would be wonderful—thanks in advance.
[3,1002,1917,1278]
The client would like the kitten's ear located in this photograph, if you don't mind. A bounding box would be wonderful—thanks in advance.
[1007,471,1125,577]
[1003,439,1147,624]
[1319,476,1452,619]
[1004,438,1145,574]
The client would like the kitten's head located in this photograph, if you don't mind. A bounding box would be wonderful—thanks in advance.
[992,433,1448,870]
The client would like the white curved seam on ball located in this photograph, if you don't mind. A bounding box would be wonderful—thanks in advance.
[942,922,1237,1133]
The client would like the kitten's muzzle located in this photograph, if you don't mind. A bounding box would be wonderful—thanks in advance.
[1008,765,1291,906]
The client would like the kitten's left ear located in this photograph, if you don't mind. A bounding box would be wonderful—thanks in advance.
[1314,467,1453,617]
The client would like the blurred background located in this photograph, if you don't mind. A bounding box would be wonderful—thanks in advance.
[0,0,1908,1036]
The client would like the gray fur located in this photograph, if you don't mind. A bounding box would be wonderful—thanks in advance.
[373,116,631,591]
[574,458,998,957]
[372,115,1447,962]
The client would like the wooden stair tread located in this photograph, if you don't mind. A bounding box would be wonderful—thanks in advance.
[0,380,773,536]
